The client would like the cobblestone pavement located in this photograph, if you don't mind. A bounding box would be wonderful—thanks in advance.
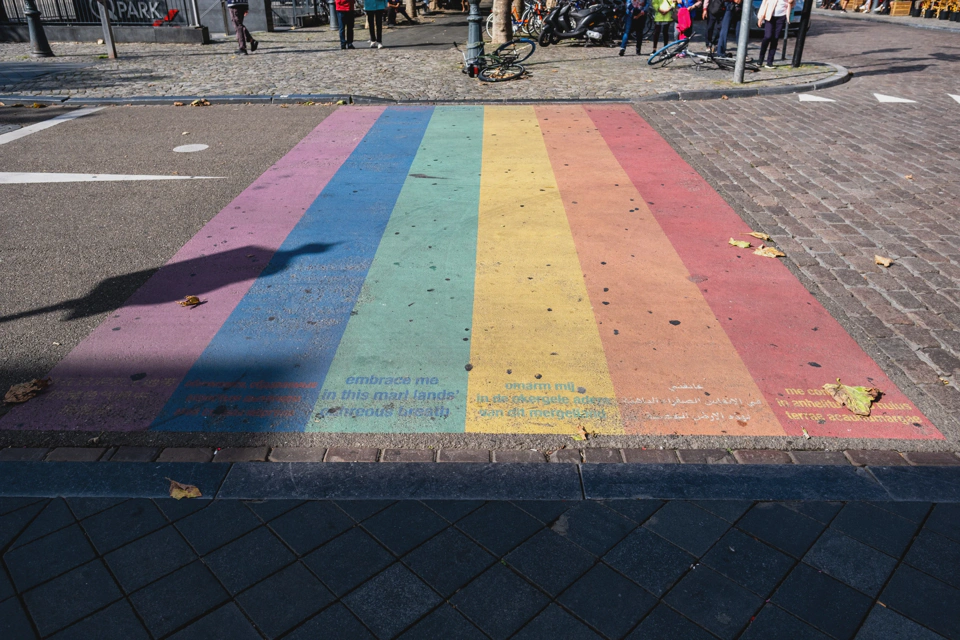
[639,14,960,443]
[1,496,958,639]
[0,17,834,101]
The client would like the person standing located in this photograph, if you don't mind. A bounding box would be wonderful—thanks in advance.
[619,0,651,56]
[716,0,741,57]
[651,0,676,51]
[757,0,793,68]
[226,0,258,54]
[336,0,356,49]
[365,0,387,48]
[702,0,726,54]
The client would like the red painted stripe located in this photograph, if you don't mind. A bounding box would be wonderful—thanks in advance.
[587,105,941,440]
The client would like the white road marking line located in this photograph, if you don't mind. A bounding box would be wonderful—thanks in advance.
[0,107,104,145]
[173,144,209,153]
[0,172,222,184]
[874,93,917,104]
[949,94,960,104]
[798,93,836,102]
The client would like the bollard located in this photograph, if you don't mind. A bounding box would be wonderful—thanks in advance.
[21,0,54,57]
[329,0,339,29]
[467,0,482,62]
[732,0,752,83]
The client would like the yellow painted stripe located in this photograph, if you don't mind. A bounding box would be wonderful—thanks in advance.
[465,107,623,435]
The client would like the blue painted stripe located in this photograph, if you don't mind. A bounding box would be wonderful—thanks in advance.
[151,107,434,432]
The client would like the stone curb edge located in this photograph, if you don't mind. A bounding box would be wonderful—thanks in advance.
[0,63,851,107]
[2,460,959,501]
[3,445,957,466]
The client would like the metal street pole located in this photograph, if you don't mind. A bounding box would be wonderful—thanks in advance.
[189,0,201,26]
[328,0,338,30]
[732,0,752,83]
[466,0,482,62]
[97,0,118,58]
[21,0,54,57]
[791,0,813,67]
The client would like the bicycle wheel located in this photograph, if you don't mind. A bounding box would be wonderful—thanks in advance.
[647,39,687,66]
[485,13,495,39]
[494,38,536,63]
[478,63,525,82]
[713,56,760,72]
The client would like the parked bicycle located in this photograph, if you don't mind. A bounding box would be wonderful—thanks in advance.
[647,35,760,71]
[462,38,537,82]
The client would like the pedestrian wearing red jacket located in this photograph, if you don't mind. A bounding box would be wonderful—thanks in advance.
[336,0,356,49]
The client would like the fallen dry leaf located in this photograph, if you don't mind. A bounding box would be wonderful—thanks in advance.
[823,378,881,416]
[166,478,202,500]
[904,174,913,180]
[746,231,771,241]
[875,255,893,267]
[801,427,811,439]
[190,99,211,107]
[729,238,752,249]
[29,103,46,108]
[4,378,51,404]
[178,295,203,307]
[173,101,185,106]
[571,425,587,441]
[754,245,785,258]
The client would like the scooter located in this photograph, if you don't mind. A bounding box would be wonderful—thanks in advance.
[538,0,620,46]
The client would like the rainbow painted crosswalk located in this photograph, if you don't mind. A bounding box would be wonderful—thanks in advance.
[1,105,942,440]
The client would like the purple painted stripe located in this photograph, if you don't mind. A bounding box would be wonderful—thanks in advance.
[1,107,385,432]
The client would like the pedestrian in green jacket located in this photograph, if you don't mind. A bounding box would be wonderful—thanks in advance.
[651,0,676,50]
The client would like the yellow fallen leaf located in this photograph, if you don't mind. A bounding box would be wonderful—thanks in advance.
[754,245,785,258]
[746,231,771,241]
[729,238,751,248]
[178,295,203,307]
[823,378,881,416]
[571,425,587,441]
[875,255,893,267]
[4,378,51,404]
[190,99,211,107]
[166,478,202,500]
[173,101,185,106]
[904,174,913,180]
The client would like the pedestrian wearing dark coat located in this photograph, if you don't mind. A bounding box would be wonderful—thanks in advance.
[226,0,258,54]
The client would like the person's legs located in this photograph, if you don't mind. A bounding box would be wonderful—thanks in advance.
[338,10,348,46]
[230,8,249,51]
[717,8,731,54]
[663,20,673,44]
[374,10,383,43]
[767,14,785,64]
[387,6,396,24]
[398,6,413,22]
[635,13,646,52]
[652,22,661,49]
[620,10,633,52]
[758,18,774,64]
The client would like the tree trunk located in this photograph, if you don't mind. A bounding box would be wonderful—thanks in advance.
[492,0,513,43]
[406,0,417,17]
[429,0,440,11]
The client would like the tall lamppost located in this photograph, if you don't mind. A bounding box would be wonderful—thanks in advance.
[466,0,482,62]
[22,0,54,57]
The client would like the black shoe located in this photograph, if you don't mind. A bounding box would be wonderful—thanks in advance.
[236,48,248,55]
[619,47,625,56]
[341,43,347,49]
[347,43,355,49]
[250,39,258,52]
[636,48,642,55]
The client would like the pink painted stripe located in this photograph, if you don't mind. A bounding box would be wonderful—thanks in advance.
[587,105,941,440]
[2,107,384,432]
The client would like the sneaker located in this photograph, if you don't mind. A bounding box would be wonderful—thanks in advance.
[619,47,625,56]
[370,41,377,48]
[236,48,247,55]
[376,42,384,49]
[762,63,775,69]
[250,39,259,52]
[636,48,642,55]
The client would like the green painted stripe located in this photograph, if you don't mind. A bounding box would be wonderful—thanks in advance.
[310,106,483,433]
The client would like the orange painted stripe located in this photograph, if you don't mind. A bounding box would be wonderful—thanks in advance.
[536,105,783,437]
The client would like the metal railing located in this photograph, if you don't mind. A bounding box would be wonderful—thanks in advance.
[1,0,192,25]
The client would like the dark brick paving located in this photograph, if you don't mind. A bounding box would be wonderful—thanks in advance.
[2,496,958,639]
[640,15,960,442]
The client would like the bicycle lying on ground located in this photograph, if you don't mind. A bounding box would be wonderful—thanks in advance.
[647,35,759,72]
[462,38,537,82]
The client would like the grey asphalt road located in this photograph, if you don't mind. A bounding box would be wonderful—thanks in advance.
[0,104,332,446]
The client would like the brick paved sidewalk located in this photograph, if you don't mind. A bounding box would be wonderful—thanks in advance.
[2,496,958,639]
[0,20,835,101]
